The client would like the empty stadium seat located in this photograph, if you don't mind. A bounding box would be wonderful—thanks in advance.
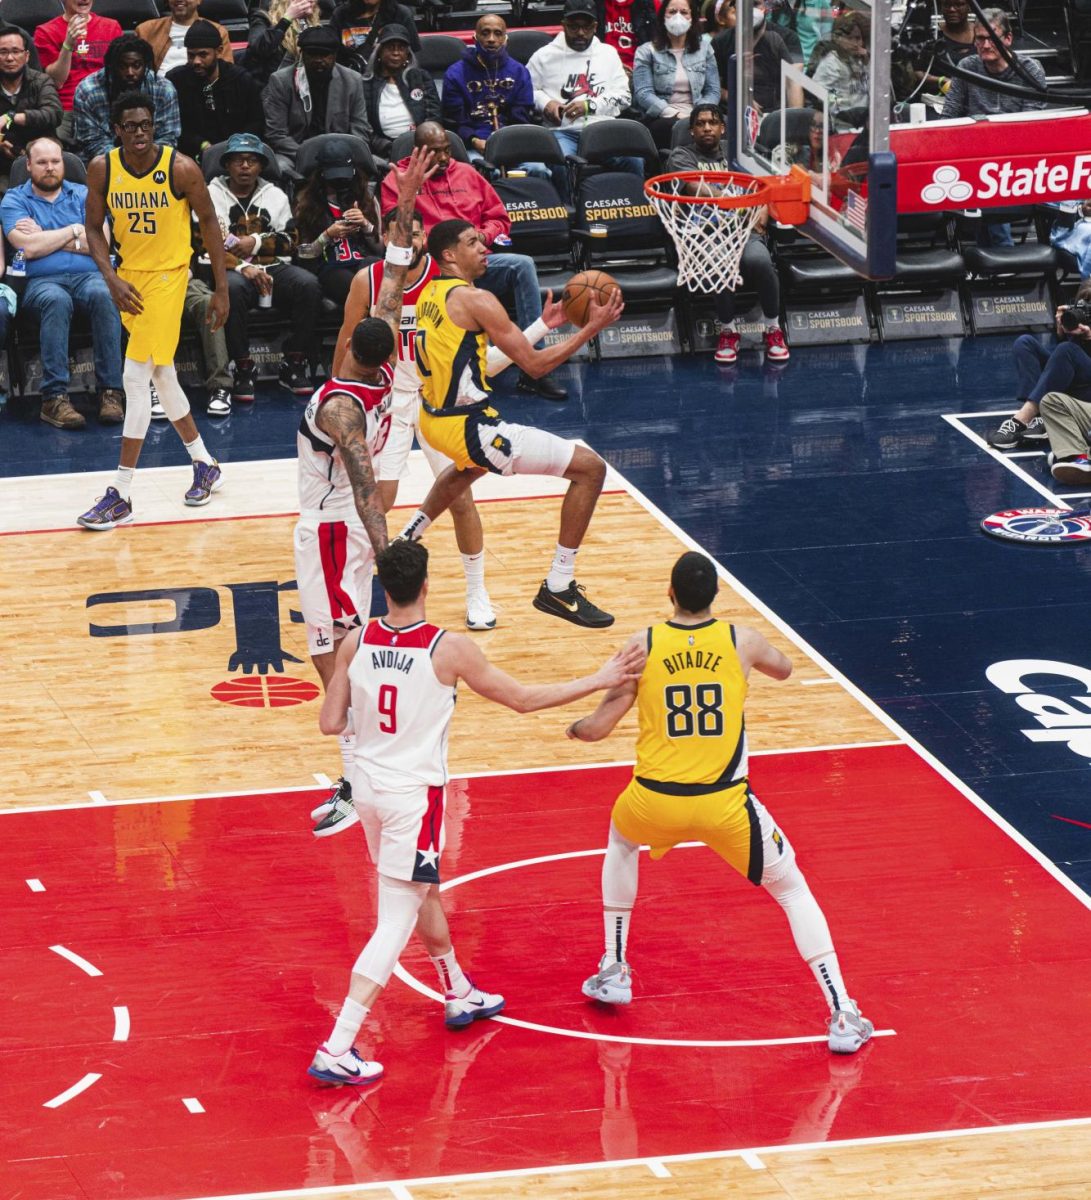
[506,28,552,64]
[192,0,250,38]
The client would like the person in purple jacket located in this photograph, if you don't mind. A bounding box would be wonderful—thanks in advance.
[442,15,536,165]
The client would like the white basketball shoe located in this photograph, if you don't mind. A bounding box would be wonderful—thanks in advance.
[444,980,505,1028]
[307,1045,383,1086]
[827,1004,874,1054]
[582,955,632,1005]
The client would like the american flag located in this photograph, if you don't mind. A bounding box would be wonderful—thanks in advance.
[843,189,868,235]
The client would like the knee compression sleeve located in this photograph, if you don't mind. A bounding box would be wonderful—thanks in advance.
[353,874,427,987]
[152,364,190,422]
[763,862,834,963]
[121,357,154,440]
[602,823,639,910]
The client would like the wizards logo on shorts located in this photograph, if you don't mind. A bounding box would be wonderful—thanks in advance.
[981,507,1091,544]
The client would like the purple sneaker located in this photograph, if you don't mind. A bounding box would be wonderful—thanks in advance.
[77,486,133,531]
[184,459,223,507]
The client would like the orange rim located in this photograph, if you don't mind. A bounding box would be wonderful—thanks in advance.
[644,165,811,226]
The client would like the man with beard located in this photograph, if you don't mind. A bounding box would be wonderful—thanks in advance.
[0,25,62,190]
[167,20,264,160]
[77,91,229,528]
[34,0,122,143]
[136,0,233,75]
[0,136,124,429]
[73,33,180,161]
[264,24,370,174]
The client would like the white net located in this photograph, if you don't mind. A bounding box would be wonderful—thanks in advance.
[647,173,765,294]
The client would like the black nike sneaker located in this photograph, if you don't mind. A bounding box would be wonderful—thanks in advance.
[532,579,615,628]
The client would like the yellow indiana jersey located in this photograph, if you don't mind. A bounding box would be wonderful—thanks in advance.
[415,276,490,415]
[634,619,748,793]
[105,145,192,272]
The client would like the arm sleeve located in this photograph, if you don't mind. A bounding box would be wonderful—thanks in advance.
[509,63,535,127]
[528,52,554,113]
[155,78,181,148]
[442,67,474,140]
[596,46,632,117]
[33,22,63,70]
[940,73,967,117]
[631,44,665,118]
[219,23,234,63]
[263,74,299,157]
[1020,57,1049,110]
[74,82,110,160]
[22,75,63,135]
[698,43,721,105]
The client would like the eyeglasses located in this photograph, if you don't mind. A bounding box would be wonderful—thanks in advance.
[120,119,154,133]
[0,48,27,58]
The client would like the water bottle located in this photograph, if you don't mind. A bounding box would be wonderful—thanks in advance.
[7,249,25,278]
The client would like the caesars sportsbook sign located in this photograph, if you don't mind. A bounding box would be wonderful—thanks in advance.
[892,112,1091,213]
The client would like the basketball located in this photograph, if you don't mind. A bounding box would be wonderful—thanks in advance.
[211,676,320,708]
[561,270,622,328]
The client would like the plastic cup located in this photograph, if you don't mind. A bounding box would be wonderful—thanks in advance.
[258,291,273,308]
[909,103,927,125]
[589,223,608,238]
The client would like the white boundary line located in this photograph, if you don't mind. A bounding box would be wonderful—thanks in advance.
[49,945,103,977]
[942,413,1071,507]
[42,1073,102,1109]
[26,878,45,892]
[183,1098,206,1114]
[613,471,1091,915]
[112,1006,130,1042]
[174,1114,1091,1200]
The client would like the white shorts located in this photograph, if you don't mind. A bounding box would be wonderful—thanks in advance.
[353,774,446,885]
[293,516,374,656]
[378,386,456,483]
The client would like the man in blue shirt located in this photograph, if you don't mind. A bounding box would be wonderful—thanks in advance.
[0,135,124,429]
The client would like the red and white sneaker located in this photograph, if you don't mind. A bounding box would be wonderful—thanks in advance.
[714,329,739,364]
[763,326,790,362]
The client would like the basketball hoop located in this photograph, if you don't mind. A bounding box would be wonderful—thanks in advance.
[644,166,811,293]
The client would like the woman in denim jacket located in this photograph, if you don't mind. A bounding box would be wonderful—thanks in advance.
[632,0,720,148]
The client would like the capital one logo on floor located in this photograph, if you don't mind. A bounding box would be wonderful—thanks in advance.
[919,156,1091,206]
[986,659,1091,759]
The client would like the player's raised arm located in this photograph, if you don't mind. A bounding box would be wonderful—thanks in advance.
[735,624,793,681]
[315,395,389,558]
[565,630,646,741]
[434,635,644,714]
[371,146,435,357]
[176,153,229,332]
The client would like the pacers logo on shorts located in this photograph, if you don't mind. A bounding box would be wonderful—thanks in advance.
[772,829,785,856]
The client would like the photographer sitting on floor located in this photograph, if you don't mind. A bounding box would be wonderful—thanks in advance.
[988,288,1091,450]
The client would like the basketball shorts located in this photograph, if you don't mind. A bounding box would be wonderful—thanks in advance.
[419,405,576,477]
[293,515,373,656]
[611,777,796,886]
[120,265,188,365]
[353,775,446,885]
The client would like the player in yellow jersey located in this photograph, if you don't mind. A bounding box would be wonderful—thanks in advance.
[567,551,874,1054]
[398,219,624,630]
[78,90,229,530]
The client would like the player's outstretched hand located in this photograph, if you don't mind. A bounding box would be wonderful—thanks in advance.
[392,145,438,202]
[109,275,144,316]
[584,286,624,334]
[541,289,568,330]
[594,641,646,691]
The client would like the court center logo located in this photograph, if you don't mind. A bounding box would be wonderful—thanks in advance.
[987,659,1091,759]
[920,165,974,206]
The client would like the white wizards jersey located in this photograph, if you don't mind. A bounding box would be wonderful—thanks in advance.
[364,256,440,394]
[350,618,456,792]
[297,365,394,519]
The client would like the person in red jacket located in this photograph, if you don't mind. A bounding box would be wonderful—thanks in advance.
[34,0,122,143]
[380,121,567,401]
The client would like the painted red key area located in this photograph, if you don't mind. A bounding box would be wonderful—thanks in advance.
[3,745,1090,1200]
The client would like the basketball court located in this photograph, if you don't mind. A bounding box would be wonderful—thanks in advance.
[5,3,1091,1194]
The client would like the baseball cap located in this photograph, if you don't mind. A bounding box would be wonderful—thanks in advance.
[375,23,412,46]
[563,0,597,18]
[222,132,270,167]
[316,139,356,180]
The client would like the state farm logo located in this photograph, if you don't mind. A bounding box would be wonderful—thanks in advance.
[921,165,974,205]
[920,156,1091,205]
[986,659,1091,759]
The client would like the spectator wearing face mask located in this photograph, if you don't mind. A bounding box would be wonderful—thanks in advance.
[632,0,719,149]
[712,0,801,114]
[442,15,535,161]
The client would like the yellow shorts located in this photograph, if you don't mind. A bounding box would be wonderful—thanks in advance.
[120,266,187,365]
[418,405,501,472]
[611,777,794,886]
[418,405,576,477]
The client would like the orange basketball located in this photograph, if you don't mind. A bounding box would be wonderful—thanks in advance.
[211,676,320,708]
[561,270,622,328]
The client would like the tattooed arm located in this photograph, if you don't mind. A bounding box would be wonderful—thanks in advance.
[372,145,436,359]
[315,395,389,558]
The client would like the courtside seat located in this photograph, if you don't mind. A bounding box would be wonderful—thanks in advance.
[963,244,1061,276]
[870,213,967,340]
[506,28,552,63]
[0,1,50,36]
[572,119,659,185]
[417,33,467,94]
[191,0,250,38]
[487,128,573,268]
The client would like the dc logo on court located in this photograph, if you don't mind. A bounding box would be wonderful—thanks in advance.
[920,165,974,206]
[153,169,166,184]
[981,507,1091,543]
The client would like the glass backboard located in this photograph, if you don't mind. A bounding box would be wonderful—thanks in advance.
[732,0,896,278]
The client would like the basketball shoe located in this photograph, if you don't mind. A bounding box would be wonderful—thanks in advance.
[827,1004,874,1054]
[78,487,134,531]
[763,327,790,362]
[310,776,350,821]
[715,329,739,364]
[466,587,497,631]
[988,414,1046,449]
[582,955,632,1005]
[444,980,505,1029]
[184,460,223,507]
[312,786,359,837]
[307,1045,383,1086]
[533,580,614,628]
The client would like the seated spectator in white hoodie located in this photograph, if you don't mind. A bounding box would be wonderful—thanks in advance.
[527,0,642,194]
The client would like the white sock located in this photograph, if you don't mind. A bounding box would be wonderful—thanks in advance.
[809,953,853,1015]
[719,321,736,333]
[400,509,432,541]
[545,543,578,593]
[112,466,135,499]
[430,948,469,998]
[603,910,631,966]
[338,733,354,777]
[183,434,211,465]
[765,319,781,331]
[461,550,485,591]
[325,995,368,1056]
